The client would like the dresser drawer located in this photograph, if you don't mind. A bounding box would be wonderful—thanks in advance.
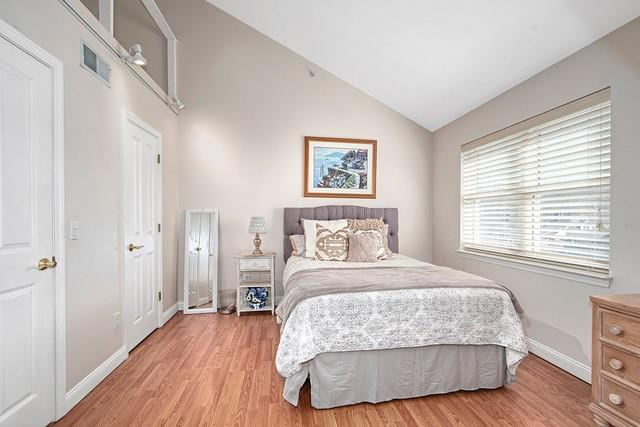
[601,309,640,352]
[238,257,272,271]
[599,376,640,423]
[602,344,640,385]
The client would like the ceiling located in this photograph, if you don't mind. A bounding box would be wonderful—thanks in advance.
[206,0,640,131]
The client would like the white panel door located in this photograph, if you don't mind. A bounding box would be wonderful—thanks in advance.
[0,36,56,426]
[123,114,160,351]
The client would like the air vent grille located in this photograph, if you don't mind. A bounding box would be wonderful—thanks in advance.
[81,43,111,86]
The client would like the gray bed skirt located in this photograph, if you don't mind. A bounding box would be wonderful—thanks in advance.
[284,344,514,409]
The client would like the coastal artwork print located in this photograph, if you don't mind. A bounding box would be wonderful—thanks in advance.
[304,137,377,198]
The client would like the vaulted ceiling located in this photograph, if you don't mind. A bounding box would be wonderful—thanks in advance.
[206,0,640,131]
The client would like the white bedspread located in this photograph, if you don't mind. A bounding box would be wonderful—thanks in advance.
[276,255,528,379]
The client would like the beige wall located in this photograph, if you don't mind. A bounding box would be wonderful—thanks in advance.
[1,0,179,390]
[157,0,433,302]
[432,18,640,366]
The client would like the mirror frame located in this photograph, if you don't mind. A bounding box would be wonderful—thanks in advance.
[182,208,219,314]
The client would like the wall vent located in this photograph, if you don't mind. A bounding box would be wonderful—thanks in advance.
[81,43,111,86]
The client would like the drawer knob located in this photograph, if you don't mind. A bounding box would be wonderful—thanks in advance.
[609,358,624,370]
[608,393,624,406]
[609,325,623,336]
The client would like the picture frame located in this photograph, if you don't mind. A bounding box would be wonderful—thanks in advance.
[304,136,377,199]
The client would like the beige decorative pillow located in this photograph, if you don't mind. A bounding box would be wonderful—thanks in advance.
[353,229,388,260]
[314,224,349,261]
[348,218,385,232]
[289,235,305,257]
[347,232,380,262]
[347,218,392,257]
[303,219,349,258]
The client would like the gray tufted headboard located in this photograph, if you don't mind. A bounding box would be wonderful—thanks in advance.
[283,205,398,262]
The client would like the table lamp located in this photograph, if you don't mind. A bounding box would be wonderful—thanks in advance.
[248,216,266,255]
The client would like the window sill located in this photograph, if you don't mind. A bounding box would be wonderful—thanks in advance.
[455,249,611,288]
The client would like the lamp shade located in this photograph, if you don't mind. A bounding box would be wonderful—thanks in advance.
[248,216,267,234]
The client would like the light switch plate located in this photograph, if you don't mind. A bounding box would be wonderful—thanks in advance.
[69,221,80,240]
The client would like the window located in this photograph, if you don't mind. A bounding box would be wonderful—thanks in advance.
[460,89,610,276]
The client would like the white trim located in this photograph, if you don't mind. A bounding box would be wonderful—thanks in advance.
[0,17,68,422]
[178,301,184,310]
[121,110,163,351]
[160,302,179,326]
[527,337,591,383]
[140,0,176,40]
[456,249,612,287]
[65,346,127,410]
[139,0,179,101]
[167,38,177,100]
[97,0,113,35]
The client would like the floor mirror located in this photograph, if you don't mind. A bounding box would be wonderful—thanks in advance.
[183,209,219,313]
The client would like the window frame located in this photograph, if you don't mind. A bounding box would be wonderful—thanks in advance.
[458,88,612,287]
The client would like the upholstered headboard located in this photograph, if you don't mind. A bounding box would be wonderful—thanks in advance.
[283,205,398,262]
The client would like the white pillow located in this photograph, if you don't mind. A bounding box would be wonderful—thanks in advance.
[303,219,349,258]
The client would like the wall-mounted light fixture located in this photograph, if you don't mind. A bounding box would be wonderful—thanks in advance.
[171,97,185,110]
[126,43,147,66]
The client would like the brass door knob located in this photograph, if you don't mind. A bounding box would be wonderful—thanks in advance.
[127,243,145,252]
[38,256,58,270]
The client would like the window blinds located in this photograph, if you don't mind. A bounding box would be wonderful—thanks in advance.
[461,89,610,274]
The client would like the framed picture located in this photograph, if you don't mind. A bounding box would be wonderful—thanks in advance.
[304,136,377,199]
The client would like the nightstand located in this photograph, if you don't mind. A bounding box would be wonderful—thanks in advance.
[235,252,275,316]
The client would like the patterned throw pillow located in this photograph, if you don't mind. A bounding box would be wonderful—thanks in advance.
[347,218,392,258]
[353,229,388,260]
[314,224,350,261]
[347,232,381,262]
[303,219,349,258]
[347,218,385,231]
[289,235,305,257]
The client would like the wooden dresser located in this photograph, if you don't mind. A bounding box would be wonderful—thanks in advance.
[590,294,640,427]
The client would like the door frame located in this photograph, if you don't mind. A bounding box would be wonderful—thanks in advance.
[120,109,164,352]
[0,18,67,420]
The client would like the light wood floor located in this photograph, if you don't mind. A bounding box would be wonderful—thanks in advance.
[54,312,592,426]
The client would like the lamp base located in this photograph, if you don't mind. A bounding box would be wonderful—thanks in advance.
[252,233,263,255]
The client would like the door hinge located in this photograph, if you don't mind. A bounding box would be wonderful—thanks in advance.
[157,154,161,164]
[157,223,161,232]
[158,291,162,301]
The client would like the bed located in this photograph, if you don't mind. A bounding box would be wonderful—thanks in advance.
[277,205,528,409]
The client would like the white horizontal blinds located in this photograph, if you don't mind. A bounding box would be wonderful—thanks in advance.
[461,89,610,273]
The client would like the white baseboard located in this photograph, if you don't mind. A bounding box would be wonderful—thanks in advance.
[527,337,591,383]
[177,301,183,310]
[65,345,128,412]
[160,302,179,326]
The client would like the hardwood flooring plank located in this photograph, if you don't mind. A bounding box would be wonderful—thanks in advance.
[54,312,592,426]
